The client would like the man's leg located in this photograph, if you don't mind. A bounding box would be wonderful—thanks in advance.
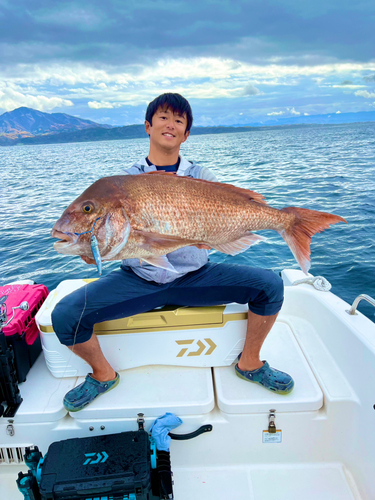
[51,267,172,410]
[68,334,116,382]
[166,262,293,394]
[237,311,278,371]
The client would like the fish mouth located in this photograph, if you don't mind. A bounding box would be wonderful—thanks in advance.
[51,229,79,249]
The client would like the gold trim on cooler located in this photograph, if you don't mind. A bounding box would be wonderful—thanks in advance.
[39,306,248,334]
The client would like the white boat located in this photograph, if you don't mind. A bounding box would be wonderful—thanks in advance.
[1,268,375,499]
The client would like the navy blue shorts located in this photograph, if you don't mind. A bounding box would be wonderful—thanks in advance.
[52,263,284,346]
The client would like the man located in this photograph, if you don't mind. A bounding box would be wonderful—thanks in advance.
[52,93,293,412]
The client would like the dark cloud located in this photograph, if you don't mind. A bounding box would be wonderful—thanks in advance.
[363,74,375,83]
[242,84,260,96]
[0,0,375,67]
[340,80,353,85]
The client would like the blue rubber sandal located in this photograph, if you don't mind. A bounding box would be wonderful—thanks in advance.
[235,355,294,395]
[63,373,120,412]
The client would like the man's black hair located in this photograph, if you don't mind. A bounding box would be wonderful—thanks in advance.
[145,93,193,132]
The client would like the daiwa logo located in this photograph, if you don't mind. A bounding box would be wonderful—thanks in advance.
[83,451,109,465]
[176,338,217,357]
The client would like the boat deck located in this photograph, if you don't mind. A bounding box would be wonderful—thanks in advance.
[173,463,359,500]
[3,271,375,499]
[0,320,364,499]
[1,462,360,500]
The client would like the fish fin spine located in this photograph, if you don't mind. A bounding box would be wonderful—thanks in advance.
[279,207,347,274]
[141,255,178,273]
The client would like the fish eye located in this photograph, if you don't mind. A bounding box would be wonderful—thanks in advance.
[82,203,94,214]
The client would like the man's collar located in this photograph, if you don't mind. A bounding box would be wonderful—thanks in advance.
[139,155,192,176]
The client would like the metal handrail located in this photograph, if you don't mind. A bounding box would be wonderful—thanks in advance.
[346,294,375,315]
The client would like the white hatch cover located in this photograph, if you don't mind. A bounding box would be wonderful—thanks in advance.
[214,322,323,413]
[11,355,75,423]
[69,365,215,419]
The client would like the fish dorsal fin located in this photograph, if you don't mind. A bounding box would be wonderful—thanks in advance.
[212,232,266,256]
[140,172,267,205]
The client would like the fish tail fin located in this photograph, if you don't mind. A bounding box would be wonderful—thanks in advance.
[278,207,347,274]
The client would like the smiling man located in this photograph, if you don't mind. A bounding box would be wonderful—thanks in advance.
[52,93,293,412]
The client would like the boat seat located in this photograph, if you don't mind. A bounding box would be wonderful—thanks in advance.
[214,322,323,413]
[68,365,215,420]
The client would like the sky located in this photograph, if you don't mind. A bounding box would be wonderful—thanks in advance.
[1,0,375,126]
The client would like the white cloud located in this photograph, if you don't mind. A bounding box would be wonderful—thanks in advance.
[88,101,124,109]
[355,90,375,98]
[288,107,300,115]
[267,111,284,116]
[0,85,73,111]
[4,58,375,90]
[332,84,365,89]
[304,112,309,115]
[3,57,375,112]
[336,110,341,114]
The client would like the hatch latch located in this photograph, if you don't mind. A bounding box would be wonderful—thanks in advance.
[268,409,276,434]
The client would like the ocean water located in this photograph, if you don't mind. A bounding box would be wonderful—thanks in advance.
[1,122,374,322]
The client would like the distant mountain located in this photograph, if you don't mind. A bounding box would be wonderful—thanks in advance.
[0,107,112,140]
[3,124,256,146]
[237,110,375,127]
[1,107,375,147]
[13,124,148,145]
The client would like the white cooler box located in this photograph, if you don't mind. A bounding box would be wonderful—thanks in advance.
[36,279,248,378]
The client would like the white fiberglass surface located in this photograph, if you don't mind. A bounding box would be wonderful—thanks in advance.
[173,464,359,500]
[0,463,361,500]
[69,364,215,419]
[214,322,323,413]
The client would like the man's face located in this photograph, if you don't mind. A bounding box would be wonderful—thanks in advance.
[145,106,190,151]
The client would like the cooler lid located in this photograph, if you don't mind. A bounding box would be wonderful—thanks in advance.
[69,365,215,419]
[214,322,323,414]
[36,279,248,334]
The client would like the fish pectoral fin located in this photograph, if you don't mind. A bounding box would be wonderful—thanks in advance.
[132,229,195,251]
[141,255,178,273]
[212,233,266,256]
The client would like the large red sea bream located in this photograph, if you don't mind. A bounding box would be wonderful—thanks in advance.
[51,172,346,274]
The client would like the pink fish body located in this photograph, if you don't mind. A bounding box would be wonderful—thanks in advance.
[51,172,346,274]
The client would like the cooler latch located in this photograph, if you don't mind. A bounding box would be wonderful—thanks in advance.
[268,409,276,434]
[137,412,145,431]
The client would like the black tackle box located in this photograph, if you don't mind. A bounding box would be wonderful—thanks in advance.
[38,430,160,500]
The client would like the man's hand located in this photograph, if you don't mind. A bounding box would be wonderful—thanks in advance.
[81,255,96,265]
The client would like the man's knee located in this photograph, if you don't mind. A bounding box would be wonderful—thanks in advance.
[263,270,284,303]
[51,299,71,346]
[51,297,91,347]
[248,270,284,316]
